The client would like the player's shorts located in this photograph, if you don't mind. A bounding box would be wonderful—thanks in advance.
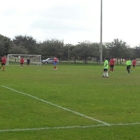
[53,62,57,66]
[20,63,23,64]
[110,65,114,68]
[103,68,108,72]
[127,65,131,69]
[133,65,135,68]
[1,63,5,66]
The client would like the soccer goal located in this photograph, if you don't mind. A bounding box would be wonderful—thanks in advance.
[6,54,42,66]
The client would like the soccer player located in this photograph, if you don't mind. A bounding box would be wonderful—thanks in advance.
[53,56,58,70]
[126,58,131,74]
[109,57,115,72]
[0,55,7,71]
[27,58,30,66]
[20,57,24,68]
[103,58,109,78]
[132,58,136,70]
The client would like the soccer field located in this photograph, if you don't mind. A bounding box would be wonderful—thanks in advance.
[0,64,140,140]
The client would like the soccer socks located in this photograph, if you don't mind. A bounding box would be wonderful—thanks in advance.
[0,66,5,71]
[105,72,109,77]
[103,72,109,77]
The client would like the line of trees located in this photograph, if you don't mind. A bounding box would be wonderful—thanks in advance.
[0,34,140,64]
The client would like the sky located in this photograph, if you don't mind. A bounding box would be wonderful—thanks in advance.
[0,0,140,47]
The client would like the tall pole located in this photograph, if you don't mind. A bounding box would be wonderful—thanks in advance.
[99,0,103,64]
[68,46,69,63]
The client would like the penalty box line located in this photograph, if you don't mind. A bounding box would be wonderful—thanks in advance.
[0,122,140,133]
[1,85,110,126]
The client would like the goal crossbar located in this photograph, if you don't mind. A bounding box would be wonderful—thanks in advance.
[6,54,42,66]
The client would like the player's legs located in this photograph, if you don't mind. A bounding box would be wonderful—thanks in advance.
[133,65,135,70]
[112,65,114,71]
[53,62,55,69]
[126,66,129,73]
[2,65,5,71]
[1,63,5,71]
[53,62,57,70]
[126,66,130,73]
[109,65,112,72]
[110,65,114,72]
[103,69,109,77]
[105,69,109,77]
[20,63,23,68]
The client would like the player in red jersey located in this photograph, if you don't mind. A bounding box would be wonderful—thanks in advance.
[132,58,136,70]
[53,56,58,70]
[20,57,24,68]
[109,57,115,72]
[0,55,7,71]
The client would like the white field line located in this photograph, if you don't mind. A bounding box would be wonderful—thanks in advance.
[0,122,140,133]
[1,85,110,126]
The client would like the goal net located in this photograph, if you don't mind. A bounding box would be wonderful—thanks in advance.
[6,54,42,66]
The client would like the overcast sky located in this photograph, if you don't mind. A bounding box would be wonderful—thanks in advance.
[0,0,140,47]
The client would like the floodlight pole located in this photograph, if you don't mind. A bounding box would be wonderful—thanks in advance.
[68,46,70,63]
[99,0,103,64]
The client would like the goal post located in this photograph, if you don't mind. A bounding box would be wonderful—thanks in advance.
[6,54,42,66]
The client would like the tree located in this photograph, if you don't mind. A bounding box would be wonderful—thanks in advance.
[73,41,99,63]
[0,34,13,56]
[39,39,64,59]
[8,44,28,54]
[12,35,38,54]
[62,44,74,62]
[133,46,140,58]
[107,39,130,64]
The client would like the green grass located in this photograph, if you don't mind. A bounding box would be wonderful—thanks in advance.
[0,64,140,140]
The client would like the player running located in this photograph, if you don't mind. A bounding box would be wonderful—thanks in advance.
[20,57,24,68]
[0,55,7,71]
[126,58,131,74]
[53,56,58,70]
[132,58,136,70]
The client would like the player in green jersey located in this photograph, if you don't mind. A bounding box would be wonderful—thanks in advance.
[103,58,109,78]
[126,59,131,74]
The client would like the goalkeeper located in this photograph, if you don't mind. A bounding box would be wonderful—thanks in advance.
[126,58,131,74]
[103,58,109,78]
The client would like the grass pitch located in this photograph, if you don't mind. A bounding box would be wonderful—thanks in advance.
[0,64,140,140]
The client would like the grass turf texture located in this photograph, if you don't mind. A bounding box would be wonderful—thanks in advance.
[0,64,140,140]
